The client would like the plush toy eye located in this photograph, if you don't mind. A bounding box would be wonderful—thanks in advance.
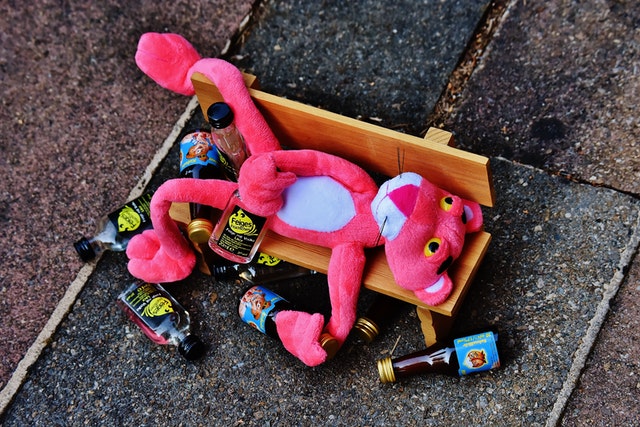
[440,196,454,211]
[424,238,441,257]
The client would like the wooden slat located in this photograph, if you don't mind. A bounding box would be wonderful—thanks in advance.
[191,72,495,207]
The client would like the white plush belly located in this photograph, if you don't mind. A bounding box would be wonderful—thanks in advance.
[277,176,356,232]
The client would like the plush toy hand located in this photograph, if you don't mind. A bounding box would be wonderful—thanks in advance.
[126,230,196,283]
[237,153,297,217]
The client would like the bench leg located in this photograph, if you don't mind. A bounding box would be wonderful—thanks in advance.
[416,307,455,347]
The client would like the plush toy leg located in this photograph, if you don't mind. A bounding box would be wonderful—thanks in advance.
[324,243,366,344]
[275,311,327,367]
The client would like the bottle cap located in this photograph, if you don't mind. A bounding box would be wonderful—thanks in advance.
[178,335,206,361]
[353,316,380,343]
[377,356,397,383]
[73,237,96,261]
[207,102,234,129]
[319,332,340,361]
[187,218,214,244]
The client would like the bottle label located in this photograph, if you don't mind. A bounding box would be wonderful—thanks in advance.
[119,282,177,344]
[454,331,500,376]
[238,286,284,335]
[107,193,153,239]
[255,253,282,266]
[216,205,268,258]
[179,131,220,173]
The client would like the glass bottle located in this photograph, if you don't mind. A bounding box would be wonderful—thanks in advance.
[207,102,249,182]
[74,192,154,261]
[377,330,500,383]
[117,281,206,361]
[238,285,339,360]
[208,190,270,264]
[213,252,317,284]
[352,294,408,343]
[178,130,226,244]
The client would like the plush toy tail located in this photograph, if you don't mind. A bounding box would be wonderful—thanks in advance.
[135,32,281,155]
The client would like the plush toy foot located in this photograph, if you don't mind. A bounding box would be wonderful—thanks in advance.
[126,230,196,283]
[275,311,327,367]
[413,274,453,306]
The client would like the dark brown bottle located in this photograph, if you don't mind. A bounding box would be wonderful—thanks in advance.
[178,130,226,244]
[238,285,339,359]
[353,294,407,343]
[377,330,500,383]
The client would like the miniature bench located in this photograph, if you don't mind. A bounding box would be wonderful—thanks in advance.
[172,72,495,347]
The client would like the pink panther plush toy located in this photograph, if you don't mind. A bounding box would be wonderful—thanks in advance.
[127,33,483,366]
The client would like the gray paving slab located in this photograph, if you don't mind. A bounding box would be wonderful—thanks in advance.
[447,0,640,194]
[2,139,639,425]
[2,0,640,425]
[0,0,254,389]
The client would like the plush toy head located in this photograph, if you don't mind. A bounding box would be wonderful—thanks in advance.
[372,172,483,305]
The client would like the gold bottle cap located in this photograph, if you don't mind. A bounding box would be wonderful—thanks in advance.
[187,219,214,244]
[319,332,340,361]
[353,317,380,343]
[377,356,396,383]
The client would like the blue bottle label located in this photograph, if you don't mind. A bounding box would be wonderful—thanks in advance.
[179,131,220,172]
[238,286,284,335]
[454,331,500,376]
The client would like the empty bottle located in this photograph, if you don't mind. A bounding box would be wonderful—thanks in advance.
[207,102,249,181]
[74,192,154,261]
[352,294,407,343]
[377,330,500,383]
[118,281,206,361]
[178,130,226,244]
[238,285,339,359]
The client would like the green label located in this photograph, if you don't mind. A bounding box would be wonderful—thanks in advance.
[454,331,500,376]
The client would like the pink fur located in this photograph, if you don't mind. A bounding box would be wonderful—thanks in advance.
[128,33,483,366]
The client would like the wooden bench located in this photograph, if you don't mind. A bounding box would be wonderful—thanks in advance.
[174,72,495,347]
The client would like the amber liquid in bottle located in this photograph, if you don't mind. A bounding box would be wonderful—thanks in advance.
[238,285,339,359]
[377,330,500,383]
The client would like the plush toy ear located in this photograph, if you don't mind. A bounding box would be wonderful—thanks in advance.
[371,173,423,241]
[462,201,484,233]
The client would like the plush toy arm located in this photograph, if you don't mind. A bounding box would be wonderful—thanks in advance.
[126,178,237,283]
[268,150,377,193]
[237,153,298,217]
[275,311,327,367]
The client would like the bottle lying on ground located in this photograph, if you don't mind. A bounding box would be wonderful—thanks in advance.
[117,281,206,361]
[377,330,500,383]
[213,253,317,284]
[238,285,339,360]
[352,294,408,343]
[74,192,154,261]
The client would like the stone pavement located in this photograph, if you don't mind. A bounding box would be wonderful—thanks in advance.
[1,0,639,425]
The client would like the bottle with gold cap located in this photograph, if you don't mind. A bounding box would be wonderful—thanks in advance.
[353,294,407,343]
[238,285,339,360]
[178,130,226,244]
[377,330,500,383]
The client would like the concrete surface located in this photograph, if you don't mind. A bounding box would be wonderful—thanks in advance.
[1,0,639,425]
